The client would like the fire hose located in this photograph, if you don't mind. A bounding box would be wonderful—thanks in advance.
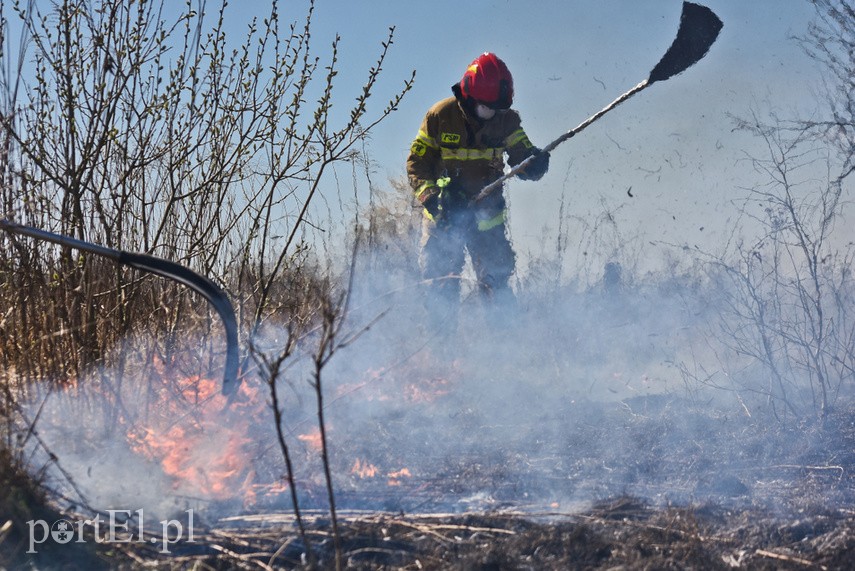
[475,1,723,202]
[0,218,240,395]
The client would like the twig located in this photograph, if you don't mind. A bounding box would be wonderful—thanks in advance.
[118,546,149,566]
[412,523,517,536]
[755,548,825,569]
[267,536,297,569]
[209,543,276,571]
[575,514,714,543]
[379,520,454,544]
[766,464,845,477]
[210,529,254,547]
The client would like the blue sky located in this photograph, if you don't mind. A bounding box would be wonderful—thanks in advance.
[283,0,827,279]
[8,0,831,281]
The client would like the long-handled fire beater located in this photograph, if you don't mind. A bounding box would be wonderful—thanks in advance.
[0,218,240,395]
[475,1,723,203]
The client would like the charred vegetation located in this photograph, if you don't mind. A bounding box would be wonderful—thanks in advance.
[2,0,855,569]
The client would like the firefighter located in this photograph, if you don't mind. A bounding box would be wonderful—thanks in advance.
[406,52,549,335]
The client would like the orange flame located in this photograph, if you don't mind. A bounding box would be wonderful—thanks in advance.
[297,429,324,453]
[387,467,412,487]
[126,371,259,502]
[403,379,450,403]
[351,458,379,479]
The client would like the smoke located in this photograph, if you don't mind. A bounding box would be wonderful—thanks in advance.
[24,382,191,520]
[21,330,265,522]
[308,247,723,512]
[21,229,849,525]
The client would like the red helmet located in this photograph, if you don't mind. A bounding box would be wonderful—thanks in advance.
[459,52,514,109]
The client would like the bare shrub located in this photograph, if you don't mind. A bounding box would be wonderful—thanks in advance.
[700,1,854,421]
[0,2,412,560]
[708,120,854,420]
[0,0,412,388]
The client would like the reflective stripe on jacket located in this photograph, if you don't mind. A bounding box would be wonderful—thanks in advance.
[406,96,537,205]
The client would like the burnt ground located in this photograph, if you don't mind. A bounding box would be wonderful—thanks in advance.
[9,391,855,570]
[163,499,855,570]
[200,393,855,570]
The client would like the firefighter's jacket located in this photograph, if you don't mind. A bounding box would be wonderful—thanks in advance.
[407,95,544,210]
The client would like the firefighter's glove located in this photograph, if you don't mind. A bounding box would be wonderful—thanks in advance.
[423,194,442,222]
[517,149,549,181]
